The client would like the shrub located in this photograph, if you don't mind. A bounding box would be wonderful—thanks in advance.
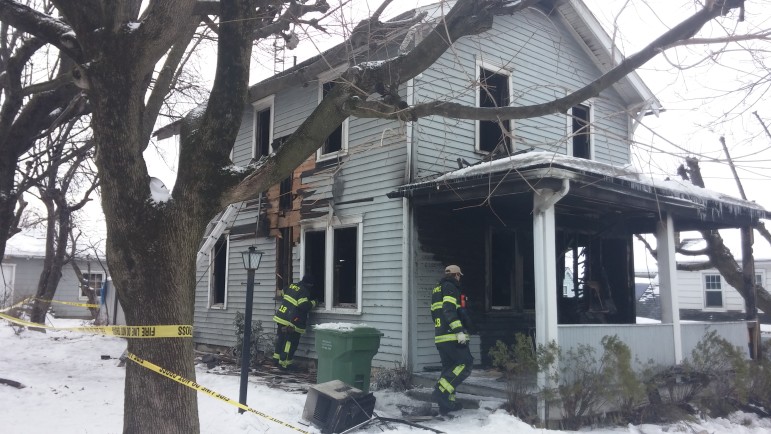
[372,362,412,391]
[684,329,750,417]
[233,311,267,367]
[489,333,557,424]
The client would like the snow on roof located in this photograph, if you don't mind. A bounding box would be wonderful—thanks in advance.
[5,228,47,257]
[434,151,766,212]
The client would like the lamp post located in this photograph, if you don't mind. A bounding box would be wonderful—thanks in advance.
[239,246,263,414]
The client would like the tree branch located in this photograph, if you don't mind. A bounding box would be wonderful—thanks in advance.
[0,0,82,61]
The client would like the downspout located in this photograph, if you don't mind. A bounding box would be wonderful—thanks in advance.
[401,78,415,368]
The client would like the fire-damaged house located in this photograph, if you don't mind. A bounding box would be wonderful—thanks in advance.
[192,0,768,380]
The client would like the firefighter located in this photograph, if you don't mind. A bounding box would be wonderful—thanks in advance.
[431,265,473,414]
[272,274,316,370]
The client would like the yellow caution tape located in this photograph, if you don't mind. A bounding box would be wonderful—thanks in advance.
[127,352,311,434]
[33,297,100,308]
[0,312,192,338]
[1,297,98,312]
[0,297,32,313]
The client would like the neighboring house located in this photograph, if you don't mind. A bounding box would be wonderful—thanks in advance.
[1,231,117,321]
[1,252,108,319]
[193,0,767,382]
[636,261,771,323]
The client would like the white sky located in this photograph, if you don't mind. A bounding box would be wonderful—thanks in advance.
[3,316,771,433]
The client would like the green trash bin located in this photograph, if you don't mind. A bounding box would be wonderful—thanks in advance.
[315,325,382,392]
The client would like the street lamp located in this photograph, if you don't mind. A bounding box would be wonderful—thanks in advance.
[238,246,263,414]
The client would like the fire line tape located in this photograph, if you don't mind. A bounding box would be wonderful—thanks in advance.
[127,352,311,434]
[0,312,193,338]
[0,297,32,313]
[33,297,100,308]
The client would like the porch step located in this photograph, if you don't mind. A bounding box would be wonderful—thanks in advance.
[411,370,510,400]
[405,388,481,409]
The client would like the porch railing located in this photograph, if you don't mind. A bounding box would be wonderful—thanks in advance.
[557,321,750,369]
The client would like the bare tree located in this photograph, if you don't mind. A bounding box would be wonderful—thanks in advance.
[0,0,753,431]
[19,118,98,324]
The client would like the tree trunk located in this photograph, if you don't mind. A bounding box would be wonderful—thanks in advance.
[29,203,71,324]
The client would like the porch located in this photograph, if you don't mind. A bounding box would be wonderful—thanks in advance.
[412,320,751,400]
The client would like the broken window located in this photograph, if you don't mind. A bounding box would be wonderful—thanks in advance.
[304,229,326,305]
[489,229,515,309]
[279,176,292,211]
[209,234,229,308]
[79,272,105,299]
[704,274,723,308]
[302,221,361,311]
[478,66,511,154]
[570,103,591,159]
[276,227,293,293]
[252,96,274,159]
[318,80,348,159]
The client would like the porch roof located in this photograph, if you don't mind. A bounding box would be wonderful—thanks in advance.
[387,152,768,233]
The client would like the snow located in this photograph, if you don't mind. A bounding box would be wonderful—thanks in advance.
[3,318,771,434]
[149,177,171,203]
[313,322,371,331]
[432,151,765,212]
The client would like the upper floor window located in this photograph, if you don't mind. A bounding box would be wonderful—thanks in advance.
[209,233,229,309]
[252,96,275,160]
[79,272,105,300]
[477,63,512,154]
[317,79,349,161]
[569,103,592,159]
[704,273,722,308]
[301,216,362,313]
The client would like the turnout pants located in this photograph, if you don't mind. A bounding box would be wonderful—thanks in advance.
[434,341,473,409]
[273,325,301,368]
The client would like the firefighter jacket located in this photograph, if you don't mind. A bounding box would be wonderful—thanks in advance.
[273,282,316,334]
[431,276,465,344]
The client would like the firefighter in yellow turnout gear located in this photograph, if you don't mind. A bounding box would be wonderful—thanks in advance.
[431,265,473,414]
[272,275,316,370]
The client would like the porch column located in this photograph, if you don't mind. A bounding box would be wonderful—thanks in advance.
[655,213,682,364]
[533,181,568,421]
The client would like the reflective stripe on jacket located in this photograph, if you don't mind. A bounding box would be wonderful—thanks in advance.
[272,282,316,333]
[430,276,463,343]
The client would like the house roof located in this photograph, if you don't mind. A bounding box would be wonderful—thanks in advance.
[387,152,768,233]
[247,0,662,113]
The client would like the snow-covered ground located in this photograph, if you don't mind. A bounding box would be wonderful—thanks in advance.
[2,318,771,434]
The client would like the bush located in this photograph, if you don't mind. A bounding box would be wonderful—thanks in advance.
[372,363,412,391]
[233,312,267,367]
[489,333,557,423]
[685,329,750,417]
[491,334,645,429]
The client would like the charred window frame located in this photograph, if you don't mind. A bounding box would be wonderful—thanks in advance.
[476,62,512,154]
[252,95,274,160]
[568,103,592,159]
[317,75,349,161]
[301,216,362,313]
[276,227,293,292]
[703,273,723,309]
[209,233,229,309]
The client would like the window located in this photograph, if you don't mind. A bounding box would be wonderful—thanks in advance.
[209,233,229,308]
[252,96,274,160]
[569,103,592,159]
[79,272,105,300]
[704,274,723,308]
[301,218,362,312]
[276,227,293,292]
[317,79,349,160]
[477,64,511,154]
[489,229,515,309]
